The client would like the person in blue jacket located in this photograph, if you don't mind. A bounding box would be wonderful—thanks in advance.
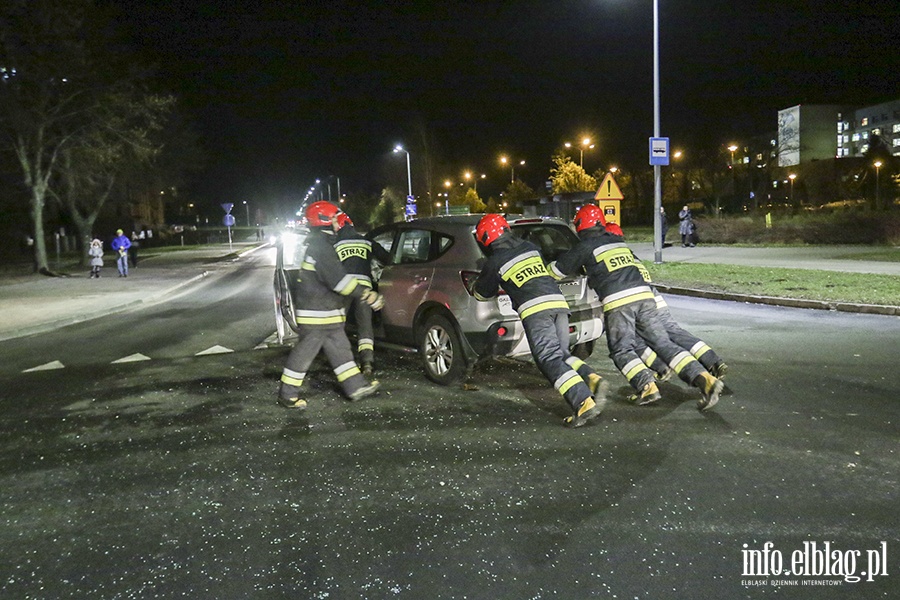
[110,229,132,277]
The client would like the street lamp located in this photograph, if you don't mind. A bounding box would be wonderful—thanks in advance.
[443,179,452,215]
[874,160,883,210]
[393,145,412,199]
[500,156,525,183]
[788,173,796,204]
[242,200,250,227]
[565,138,595,169]
[652,0,663,263]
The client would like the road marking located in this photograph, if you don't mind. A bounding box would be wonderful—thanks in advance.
[24,360,65,372]
[196,345,234,356]
[112,353,152,363]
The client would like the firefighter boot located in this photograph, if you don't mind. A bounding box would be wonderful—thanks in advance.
[712,361,729,379]
[349,380,381,402]
[638,381,661,405]
[694,372,724,412]
[362,362,374,378]
[586,372,603,396]
[278,397,308,410]
[564,396,605,428]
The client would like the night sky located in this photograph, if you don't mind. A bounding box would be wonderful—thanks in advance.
[116,1,899,208]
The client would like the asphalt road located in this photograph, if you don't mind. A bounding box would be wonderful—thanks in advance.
[0,252,897,599]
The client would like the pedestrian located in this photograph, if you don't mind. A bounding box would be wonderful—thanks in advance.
[278,201,384,410]
[88,238,104,279]
[472,213,605,427]
[333,211,379,376]
[678,205,695,247]
[130,231,140,267]
[659,206,669,246]
[549,204,724,410]
[111,229,132,277]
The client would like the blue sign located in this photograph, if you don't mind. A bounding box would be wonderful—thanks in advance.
[649,137,670,166]
[223,214,235,227]
[221,203,234,213]
[405,203,417,216]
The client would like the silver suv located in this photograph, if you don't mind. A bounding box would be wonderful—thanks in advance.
[364,215,604,385]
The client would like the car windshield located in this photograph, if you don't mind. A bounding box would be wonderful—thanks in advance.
[512,223,577,262]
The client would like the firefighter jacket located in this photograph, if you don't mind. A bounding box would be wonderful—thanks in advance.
[549,228,654,312]
[334,225,374,288]
[294,228,368,326]
[472,234,569,321]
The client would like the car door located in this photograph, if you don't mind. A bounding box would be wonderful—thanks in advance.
[373,226,435,346]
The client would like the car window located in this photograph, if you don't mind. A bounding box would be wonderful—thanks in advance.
[372,230,396,263]
[513,224,576,261]
[397,229,432,264]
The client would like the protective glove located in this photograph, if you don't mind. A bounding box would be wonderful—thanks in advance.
[361,290,385,311]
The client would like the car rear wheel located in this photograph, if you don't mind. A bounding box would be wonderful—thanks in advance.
[418,314,468,385]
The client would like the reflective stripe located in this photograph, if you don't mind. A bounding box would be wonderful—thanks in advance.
[565,356,586,371]
[295,308,346,325]
[547,261,566,280]
[690,341,712,359]
[301,259,316,271]
[640,347,657,365]
[499,250,542,275]
[354,276,372,287]
[654,294,668,309]
[622,358,646,381]
[554,370,582,395]
[602,286,655,312]
[358,338,374,352]
[280,367,305,387]
[668,351,697,374]
[519,294,569,319]
[335,240,371,261]
[333,274,358,295]
[499,251,549,287]
[334,361,361,382]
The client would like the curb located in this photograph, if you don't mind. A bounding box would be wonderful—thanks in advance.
[654,284,900,316]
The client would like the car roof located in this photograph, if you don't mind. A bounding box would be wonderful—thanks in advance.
[398,214,571,230]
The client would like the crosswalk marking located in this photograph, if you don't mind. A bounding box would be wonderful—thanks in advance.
[23,360,65,372]
[195,345,234,356]
[112,353,152,364]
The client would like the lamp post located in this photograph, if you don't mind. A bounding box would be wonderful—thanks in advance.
[652,0,663,263]
[874,160,883,210]
[393,145,412,199]
[443,179,451,215]
[788,173,796,204]
[565,138,595,169]
[500,156,525,183]
[242,200,250,227]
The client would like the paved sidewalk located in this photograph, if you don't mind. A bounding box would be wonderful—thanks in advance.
[0,242,266,342]
[0,242,896,343]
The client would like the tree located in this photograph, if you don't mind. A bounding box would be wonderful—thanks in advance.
[463,187,485,213]
[0,0,174,273]
[368,187,405,228]
[502,179,535,213]
[549,154,597,194]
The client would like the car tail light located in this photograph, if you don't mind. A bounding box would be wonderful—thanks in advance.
[497,326,508,336]
[569,325,576,333]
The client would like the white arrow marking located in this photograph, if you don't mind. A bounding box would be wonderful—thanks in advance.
[24,360,65,372]
[111,353,152,364]
[195,345,234,356]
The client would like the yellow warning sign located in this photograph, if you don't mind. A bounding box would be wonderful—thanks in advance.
[595,173,624,200]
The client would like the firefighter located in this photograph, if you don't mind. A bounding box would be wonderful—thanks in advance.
[549,205,724,411]
[471,214,605,428]
[333,212,377,376]
[605,222,729,381]
[278,201,384,409]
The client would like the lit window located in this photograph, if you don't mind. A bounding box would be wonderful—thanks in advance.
[893,124,900,133]
[861,117,868,126]
[844,135,849,143]
[893,138,900,147]
[862,132,869,140]
[837,122,843,133]
[860,144,869,154]
[852,133,860,142]
[872,128,882,136]
[837,136,843,146]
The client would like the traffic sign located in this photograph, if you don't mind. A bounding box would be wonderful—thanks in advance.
[223,214,235,227]
[649,137,670,166]
[221,203,234,214]
[595,173,624,201]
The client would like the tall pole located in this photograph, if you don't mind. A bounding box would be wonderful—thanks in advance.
[404,151,412,199]
[652,0,663,264]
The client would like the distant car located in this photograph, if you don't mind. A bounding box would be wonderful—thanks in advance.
[272,227,309,345]
[273,215,604,385]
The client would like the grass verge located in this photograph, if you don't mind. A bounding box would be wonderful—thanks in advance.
[644,262,900,307]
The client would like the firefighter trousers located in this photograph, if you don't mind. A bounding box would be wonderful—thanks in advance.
[522,311,596,411]
[635,304,723,375]
[279,323,367,400]
[605,299,707,392]
[347,295,375,366]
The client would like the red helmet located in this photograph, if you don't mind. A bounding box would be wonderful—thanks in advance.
[305,201,340,228]
[475,214,510,247]
[573,204,606,232]
[605,222,623,237]
[335,212,353,229]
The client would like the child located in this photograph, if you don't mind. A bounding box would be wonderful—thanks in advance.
[89,238,104,278]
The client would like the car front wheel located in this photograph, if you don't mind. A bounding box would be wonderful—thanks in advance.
[418,314,468,385]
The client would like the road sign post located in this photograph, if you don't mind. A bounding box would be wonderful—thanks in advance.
[595,173,625,225]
